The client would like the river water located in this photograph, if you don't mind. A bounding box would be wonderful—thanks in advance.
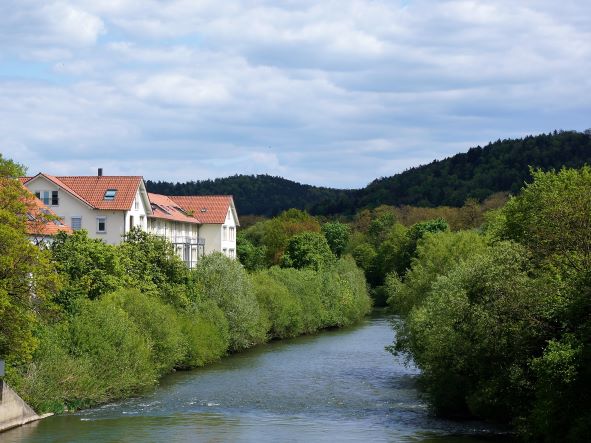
[4,312,512,442]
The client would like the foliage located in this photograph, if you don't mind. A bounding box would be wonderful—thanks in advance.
[105,289,186,375]
[386,230,486,314]
[496,166,591,273]
[119,228,189,307]
[389,166,591,440]
[395,242,550,421]
[322,222,350,257]
[236,232,267,271]
[281,231,335,270]
[179,301,229,368]
[190,253,267,351]
[0,158,60,364]
[50,231,124,309]
[251,272,303,339]
[147,130,591,215]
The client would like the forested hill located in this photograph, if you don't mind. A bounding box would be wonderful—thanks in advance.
[146,174,353,217]
[147,130,591,216]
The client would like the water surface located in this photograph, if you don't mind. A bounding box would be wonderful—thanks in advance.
[4,312,512,442]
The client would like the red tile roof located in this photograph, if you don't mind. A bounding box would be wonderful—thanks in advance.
[169,195,238,225]
[25,174,144,211]
[148,193,200,224]
[26,194,73,236]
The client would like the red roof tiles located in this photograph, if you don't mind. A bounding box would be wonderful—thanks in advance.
[169,195,238,225]
[26,174,144,211]
[26,195,73,236]
[148,193,200,224]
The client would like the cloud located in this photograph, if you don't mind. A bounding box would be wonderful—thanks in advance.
[1,0,591,188]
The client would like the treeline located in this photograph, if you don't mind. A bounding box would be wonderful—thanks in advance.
[381,167,591,442]
[0,155,371,413]
[147,130,591,216]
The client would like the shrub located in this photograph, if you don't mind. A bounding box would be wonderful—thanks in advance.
[105,289,186,375]
[179,300,230,367]
[190,253,267,351]
[252,271,303,339]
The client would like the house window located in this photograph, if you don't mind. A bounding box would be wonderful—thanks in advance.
[35,190,58,206]
[229,227,235,241]
[223,248,228,256]
[135,198,139,210]
[97,217,107,233]
[104,189,117,200]
[229,248,235,258]
[140,215,145,226]
[223,226,228,241]
[129,215,134,228]
[71,216,82,231]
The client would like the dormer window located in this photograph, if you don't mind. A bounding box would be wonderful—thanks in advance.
[104,189,117,200]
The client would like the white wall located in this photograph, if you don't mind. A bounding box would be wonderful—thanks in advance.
[199,207,238,258]
[24,176,148,245]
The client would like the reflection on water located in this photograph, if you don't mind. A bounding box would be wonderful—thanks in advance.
[3,312,514,443]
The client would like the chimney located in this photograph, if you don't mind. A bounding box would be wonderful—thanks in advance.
[98,168,103,177]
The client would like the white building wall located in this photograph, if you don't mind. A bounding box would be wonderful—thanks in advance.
[24,176,148,245]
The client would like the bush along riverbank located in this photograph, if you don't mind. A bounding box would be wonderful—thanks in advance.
[384,167,591,442]
[3,228,371,414]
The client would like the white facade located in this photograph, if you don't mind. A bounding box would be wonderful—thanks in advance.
[24,176,150,245]
[147,218,204,268]
[200,207,238,258]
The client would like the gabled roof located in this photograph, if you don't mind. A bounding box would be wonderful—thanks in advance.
[26,195,73,236]
[24,173,148,212]
[148,193,201,224]
[169,195,239,225]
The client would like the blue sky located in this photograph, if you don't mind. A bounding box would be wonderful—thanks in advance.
[1,0,590,188]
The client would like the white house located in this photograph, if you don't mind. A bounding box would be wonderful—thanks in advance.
[147,192,205,268]
[22,170,239,263]
[22,170,152,245]
[167,195,239,259]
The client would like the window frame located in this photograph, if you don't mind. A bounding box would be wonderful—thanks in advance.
[96,216,107,234]
[71,216,82,231]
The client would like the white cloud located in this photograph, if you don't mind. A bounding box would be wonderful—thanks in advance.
[1,0,591,188]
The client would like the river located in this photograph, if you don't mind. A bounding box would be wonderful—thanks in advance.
[3,312,512,442]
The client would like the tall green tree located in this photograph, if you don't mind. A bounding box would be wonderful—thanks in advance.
[0,155,60,364]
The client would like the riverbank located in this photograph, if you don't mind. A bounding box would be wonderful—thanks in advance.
[5,247,372,417]
[2,313,514,443]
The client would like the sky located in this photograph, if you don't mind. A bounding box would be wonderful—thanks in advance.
[1,0,590,189]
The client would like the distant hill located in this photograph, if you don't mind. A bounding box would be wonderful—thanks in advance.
[146,174,353,217]
[146,130,591,216]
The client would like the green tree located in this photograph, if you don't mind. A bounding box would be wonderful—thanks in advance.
[0,156,60,364]
[281,231,335,270]
[321,222,350,257]
[50,230,124,309]
[190,253,267,351]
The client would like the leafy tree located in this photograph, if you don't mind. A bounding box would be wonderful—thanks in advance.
[119,227,189,307]
[386,230,487,314]
[50,230,124,309]
[190,253,267,351]
[0,156,60,364]
[394,242,551,421]
[236,232,267,271]
[321,222,350,257]
[281,231,335,270]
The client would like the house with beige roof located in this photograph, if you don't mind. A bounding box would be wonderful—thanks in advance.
[21,169,239,266]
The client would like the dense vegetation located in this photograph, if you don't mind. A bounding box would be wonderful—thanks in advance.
[383,167,591,442]
[147,130,591,216]
[0,155,371,413]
